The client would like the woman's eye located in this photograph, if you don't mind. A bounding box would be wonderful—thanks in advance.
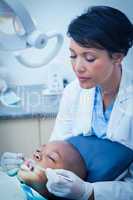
[86,58,95,62]
[70,55,76,59]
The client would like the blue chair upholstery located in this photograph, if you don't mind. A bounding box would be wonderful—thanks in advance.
[67,135,133,182]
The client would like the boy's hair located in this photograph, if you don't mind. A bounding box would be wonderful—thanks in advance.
[54,141,87,180]
[67,6,133,56]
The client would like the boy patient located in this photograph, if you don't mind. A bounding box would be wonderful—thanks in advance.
[1,135,131,200]
[17,139,87,199]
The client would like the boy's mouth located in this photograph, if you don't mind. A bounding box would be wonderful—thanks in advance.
[20,159,36,172]
[20,159,47,175]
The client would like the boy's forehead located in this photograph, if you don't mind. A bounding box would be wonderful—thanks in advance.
[40,141,68,152]
[41,142,70,161]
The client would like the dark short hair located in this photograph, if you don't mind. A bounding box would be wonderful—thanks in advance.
[67,6,133,56]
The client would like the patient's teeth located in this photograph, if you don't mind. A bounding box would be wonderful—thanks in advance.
[21,164,30,171]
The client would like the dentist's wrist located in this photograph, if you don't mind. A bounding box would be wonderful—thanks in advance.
[89,190,94,200]
[82,182,94,200]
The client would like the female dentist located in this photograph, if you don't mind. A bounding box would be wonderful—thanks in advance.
[1,5,133,200]
[45,6,133,200]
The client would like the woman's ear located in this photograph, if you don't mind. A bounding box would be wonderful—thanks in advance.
[112,53,124,65]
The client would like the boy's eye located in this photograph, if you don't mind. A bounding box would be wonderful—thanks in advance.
[47,152,60,163]
[47,155,56,162]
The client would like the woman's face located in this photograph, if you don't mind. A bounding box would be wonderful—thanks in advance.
[69,39,121,89]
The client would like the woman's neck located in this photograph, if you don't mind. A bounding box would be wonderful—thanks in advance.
[100,65,122,98]
[99,65,122,109]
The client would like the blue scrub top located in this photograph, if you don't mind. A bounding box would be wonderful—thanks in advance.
[91,86,114,138]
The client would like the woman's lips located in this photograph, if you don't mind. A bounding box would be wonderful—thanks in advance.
[78,76,92,81]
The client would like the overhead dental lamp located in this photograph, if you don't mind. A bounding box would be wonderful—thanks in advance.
[0,0,64,68]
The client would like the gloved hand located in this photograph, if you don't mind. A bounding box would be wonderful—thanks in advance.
[0,152,25,176]
[45,168,93,200]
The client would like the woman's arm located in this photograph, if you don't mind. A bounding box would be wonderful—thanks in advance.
[46,163,133,200]
[49,80,79,141]
[89,191,94,200]
[93,163,133,200]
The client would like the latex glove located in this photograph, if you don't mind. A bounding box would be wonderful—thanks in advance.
[46,168,93,200]
[0,152,24,176]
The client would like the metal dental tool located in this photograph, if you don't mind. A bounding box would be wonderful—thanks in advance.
[26,160,73,182]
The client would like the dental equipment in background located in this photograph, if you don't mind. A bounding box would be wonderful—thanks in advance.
[0,0,64,68]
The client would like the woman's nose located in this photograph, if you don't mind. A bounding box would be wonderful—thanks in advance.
[73,57,86,73]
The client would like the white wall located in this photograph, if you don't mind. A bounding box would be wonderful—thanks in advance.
[0,0,133,86]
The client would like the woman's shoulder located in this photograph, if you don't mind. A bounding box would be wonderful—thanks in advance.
[119,68,133,98]
[122,67,133,85]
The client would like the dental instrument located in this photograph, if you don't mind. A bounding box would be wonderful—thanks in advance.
[0,0,63,68]
[21,160,73,182]
[35,165,73,182]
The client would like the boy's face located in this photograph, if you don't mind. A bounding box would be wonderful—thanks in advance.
[17,141,72,196]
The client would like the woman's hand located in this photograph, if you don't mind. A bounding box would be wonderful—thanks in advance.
[46,168,93,200]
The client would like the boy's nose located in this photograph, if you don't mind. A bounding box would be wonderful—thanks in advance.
[33,151,42,161]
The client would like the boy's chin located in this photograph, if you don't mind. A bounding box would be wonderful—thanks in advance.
[17,167,38,183]
[18,170,53,199]
[17,170,32,184]
[17,168,47,185]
